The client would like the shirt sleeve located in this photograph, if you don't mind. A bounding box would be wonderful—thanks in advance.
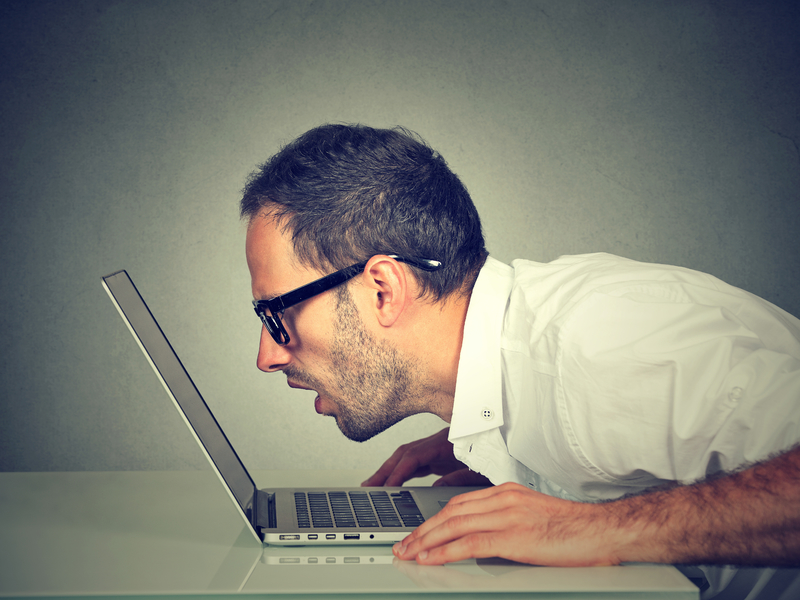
[556,283,800,491]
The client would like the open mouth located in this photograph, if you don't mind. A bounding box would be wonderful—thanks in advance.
[286,379,325,414]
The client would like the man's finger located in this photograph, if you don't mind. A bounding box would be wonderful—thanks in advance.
[362,428,457,487]
[414,531,503,565]
[361,445,408,486]
[382,454,431,487]
[395,502,511,562]
[362,447,430,487]
[397,484,534,552]
[397,490,507,550]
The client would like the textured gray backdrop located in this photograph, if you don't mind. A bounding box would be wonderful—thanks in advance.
[1,0,798,472]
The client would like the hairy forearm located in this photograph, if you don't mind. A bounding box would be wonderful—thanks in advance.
[606,446,800,566]
[395,447,800,568]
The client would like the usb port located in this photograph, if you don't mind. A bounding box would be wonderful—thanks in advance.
[279,534,300,541]
[307,534,318,540]
[343,534,360,540]
[326,533,336,540]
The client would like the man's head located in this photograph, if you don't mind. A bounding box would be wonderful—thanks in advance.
[240,124,487,301]
[242,124,486,440]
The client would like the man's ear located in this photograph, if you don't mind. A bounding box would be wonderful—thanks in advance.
[359,255,410,327]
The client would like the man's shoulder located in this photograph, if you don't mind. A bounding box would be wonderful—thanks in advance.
[510,252,700,279]
[507,252,729,302]
[500,252,748,351]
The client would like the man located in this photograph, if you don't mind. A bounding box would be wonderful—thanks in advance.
[241,124,800,567]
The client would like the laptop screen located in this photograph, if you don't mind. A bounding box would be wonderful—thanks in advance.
[102,270,257,515]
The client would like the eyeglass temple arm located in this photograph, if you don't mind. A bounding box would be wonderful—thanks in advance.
[269,262,366,313]
[388,255,442,272]
[268,255,443,313]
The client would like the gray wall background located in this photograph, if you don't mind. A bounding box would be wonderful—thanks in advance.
[1,0,798,472]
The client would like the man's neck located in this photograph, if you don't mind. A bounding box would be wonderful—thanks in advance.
[406,292,471,423]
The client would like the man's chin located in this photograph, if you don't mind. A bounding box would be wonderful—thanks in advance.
[335,420,376,443]
[333,414,398,443]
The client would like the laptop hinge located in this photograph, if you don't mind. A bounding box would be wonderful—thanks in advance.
[253,489,276,532]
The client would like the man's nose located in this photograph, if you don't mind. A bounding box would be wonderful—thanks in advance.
[256,325,291,372]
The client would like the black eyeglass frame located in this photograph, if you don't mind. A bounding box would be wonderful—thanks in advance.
[253,255,443,345]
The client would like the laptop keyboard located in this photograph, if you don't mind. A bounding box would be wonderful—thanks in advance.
[294,491,425,529]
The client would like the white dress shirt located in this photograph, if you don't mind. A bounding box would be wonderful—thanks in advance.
[449,254,800,501]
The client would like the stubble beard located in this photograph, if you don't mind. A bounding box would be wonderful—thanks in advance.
[325,286,425,442]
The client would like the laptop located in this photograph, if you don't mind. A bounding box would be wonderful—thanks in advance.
[102,269,482,545]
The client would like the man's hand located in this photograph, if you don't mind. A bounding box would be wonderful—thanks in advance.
[361,428,491,488]
[393,447,800,567]
[392,483,622,566]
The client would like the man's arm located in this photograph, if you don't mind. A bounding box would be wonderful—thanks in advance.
[393,445,800,567]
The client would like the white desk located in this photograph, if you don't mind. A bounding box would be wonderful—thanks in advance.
[0,470,701,598]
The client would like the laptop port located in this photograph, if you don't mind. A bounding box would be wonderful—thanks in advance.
[326,533,336,540]
[307,534,318,540]
[279,534,300,541]
[344,534,360,540]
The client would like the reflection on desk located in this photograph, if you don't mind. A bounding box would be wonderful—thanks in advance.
[0,470,795,598]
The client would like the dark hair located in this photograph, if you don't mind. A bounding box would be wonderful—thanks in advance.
[240,124,488,300]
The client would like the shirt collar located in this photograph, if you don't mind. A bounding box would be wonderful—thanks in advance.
[449,257,514,439]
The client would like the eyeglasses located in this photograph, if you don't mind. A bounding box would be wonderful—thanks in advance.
[253,255,443,345]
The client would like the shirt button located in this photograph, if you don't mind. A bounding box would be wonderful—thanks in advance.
[481,408,494,420]
[728,387,744,402]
